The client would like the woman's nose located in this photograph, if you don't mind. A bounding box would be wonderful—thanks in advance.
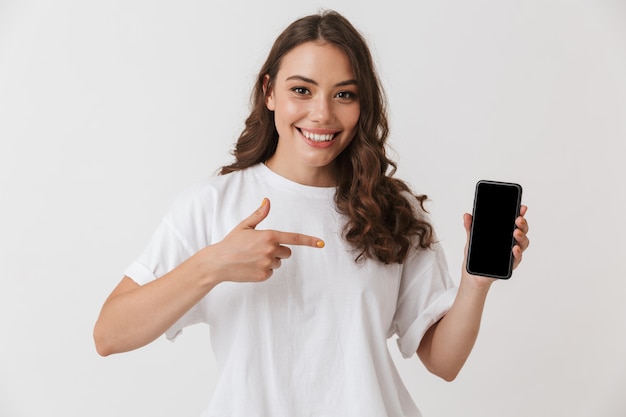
[309,96,335,124]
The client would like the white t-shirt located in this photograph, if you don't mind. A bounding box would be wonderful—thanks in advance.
[124,163,458,417]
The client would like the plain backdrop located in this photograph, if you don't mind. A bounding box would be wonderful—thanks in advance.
[1,0,625,416]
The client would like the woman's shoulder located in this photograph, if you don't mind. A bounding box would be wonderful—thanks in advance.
[168,165,262,213]
[186,164,262,193]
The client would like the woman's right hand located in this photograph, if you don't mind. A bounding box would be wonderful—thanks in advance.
[201,198,325,284]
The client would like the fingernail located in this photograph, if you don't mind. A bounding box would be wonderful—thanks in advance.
[261,198,268,207]
[316,240,325,248]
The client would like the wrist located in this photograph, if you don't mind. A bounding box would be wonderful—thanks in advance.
[188,246,223,290]
[460,270,495,293]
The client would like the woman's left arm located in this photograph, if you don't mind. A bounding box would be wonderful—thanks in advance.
[417,206,530,381]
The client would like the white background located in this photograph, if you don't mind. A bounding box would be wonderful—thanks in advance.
[1,0,625,416]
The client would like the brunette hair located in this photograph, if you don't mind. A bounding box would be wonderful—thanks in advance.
[221,10,434,263]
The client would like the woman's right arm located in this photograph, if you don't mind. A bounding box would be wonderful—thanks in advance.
[93,198,323,356]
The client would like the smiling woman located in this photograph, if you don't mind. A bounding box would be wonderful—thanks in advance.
[93,9,530,417]
[264,41,360,186]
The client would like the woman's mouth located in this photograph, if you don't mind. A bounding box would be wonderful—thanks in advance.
[299,128,338,143]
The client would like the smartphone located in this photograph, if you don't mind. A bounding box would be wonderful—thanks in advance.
[466,180,522,279]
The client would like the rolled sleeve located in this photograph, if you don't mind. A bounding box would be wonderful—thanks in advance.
[391,242,458,358]
[395,286,457,358]
[122,205,206,341]
[123,260,157,286]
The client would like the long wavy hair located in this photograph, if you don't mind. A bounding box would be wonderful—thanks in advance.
[221,10,434,264]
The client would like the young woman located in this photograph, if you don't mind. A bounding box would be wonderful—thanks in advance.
[94,10,529,417]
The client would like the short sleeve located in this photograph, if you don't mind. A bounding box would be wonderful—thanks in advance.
[123,186,210,341]
[390,241,458,358]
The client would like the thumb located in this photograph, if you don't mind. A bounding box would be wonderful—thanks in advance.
[240,198,271,229]
[463,213,472,241]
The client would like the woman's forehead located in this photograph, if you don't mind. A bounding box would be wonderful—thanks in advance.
[276,42,356,84]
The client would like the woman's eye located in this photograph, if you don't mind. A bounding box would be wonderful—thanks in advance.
[292,87,309,95]
[336,91,356,100]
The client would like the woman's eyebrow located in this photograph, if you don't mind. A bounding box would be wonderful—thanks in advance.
[285,75,357,87]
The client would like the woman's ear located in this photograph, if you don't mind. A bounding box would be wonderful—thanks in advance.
[263,74,275,111]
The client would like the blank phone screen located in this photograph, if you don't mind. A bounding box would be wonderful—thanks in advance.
[467,181,521,279]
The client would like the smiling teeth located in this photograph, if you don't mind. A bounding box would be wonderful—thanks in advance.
[302,130,335,142]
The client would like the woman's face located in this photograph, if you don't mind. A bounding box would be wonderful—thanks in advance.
[264,41,360,187]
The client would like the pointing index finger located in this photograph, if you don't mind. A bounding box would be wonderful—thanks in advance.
[273,231,325,248]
